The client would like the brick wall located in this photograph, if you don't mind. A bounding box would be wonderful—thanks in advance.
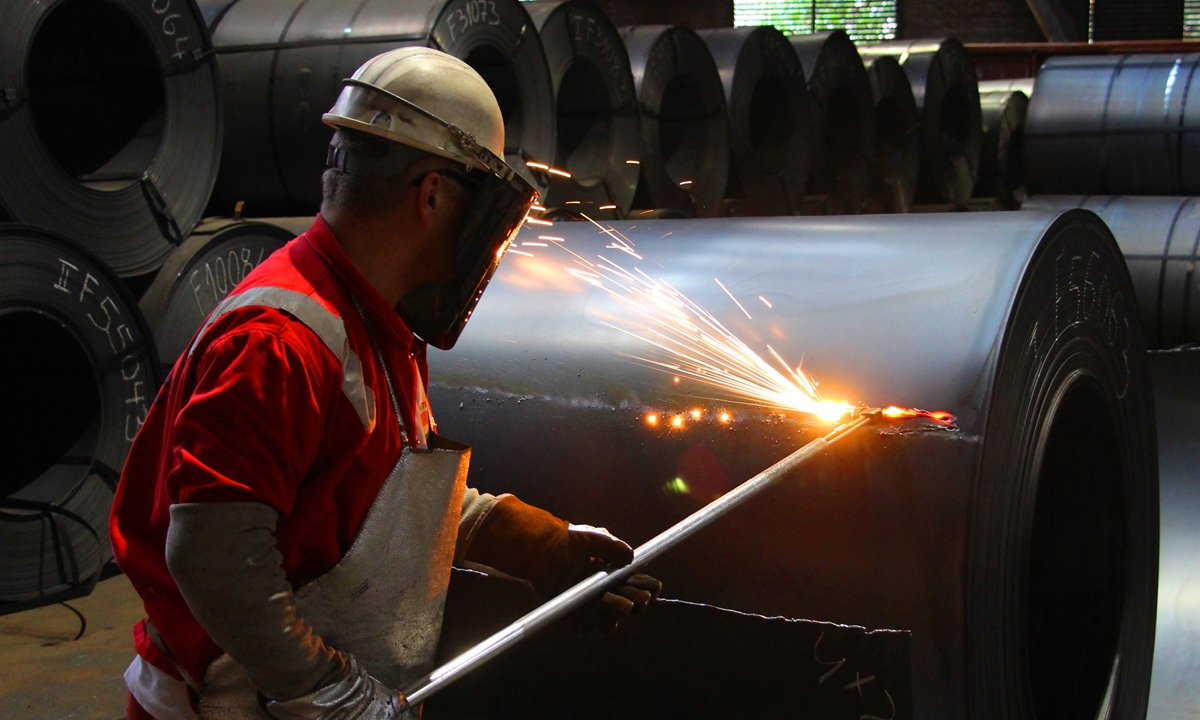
[899,0,1048,42]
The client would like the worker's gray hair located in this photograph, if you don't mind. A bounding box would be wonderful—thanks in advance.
[320,128,432,218]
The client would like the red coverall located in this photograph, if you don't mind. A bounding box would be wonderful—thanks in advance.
[111,216,470,716]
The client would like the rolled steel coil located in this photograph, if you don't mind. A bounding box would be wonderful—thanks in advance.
[864,55,920,213]
[1023,195,1200,349]
[975,90,1028,206]
[1025,54,1200,196]
[620,26,729,218]
[697,28,812,216]
[140,217,305,371]
[859,39,981,204]
[0,0,222,276]
[977,78,1035,95]
[426,211,1156,720]
[789,31,875,215]
[199,0,555,217]
[522,1,638,217]
[1145,348,1200,720]
[0,224,160,612]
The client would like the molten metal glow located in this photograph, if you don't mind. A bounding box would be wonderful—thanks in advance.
[882,406,956,425]
[718,411,732,424]
[690,408,703,420]
[645,413,659,426]
[671,415,685,429]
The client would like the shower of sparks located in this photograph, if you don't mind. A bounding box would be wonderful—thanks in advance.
[502,218,866,422]
[626,160,641,164]
[530,204,547,212]
[714,278,753,320]
[522,242,548,247]
[679,180,693,186]
[882,406,955,425]
[548,168,571,178]
[507,249,534,257]
[599,204,617,210]
[759,296,773,308]
[526,161,550,170]
[525,216,553,226]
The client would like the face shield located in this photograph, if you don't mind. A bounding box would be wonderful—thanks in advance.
[325,77,538,350]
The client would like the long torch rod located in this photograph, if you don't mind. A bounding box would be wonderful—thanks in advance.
[402,409,877,706]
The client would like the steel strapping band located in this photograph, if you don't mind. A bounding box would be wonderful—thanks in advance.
[189,286,377,432]
[140,173,185,246]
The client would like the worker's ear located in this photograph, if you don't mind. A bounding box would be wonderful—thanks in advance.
[414,170,442,227]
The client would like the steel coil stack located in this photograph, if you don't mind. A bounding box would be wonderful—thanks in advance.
[0,224,160,612]
[427,210,1156,720]
[523,1,639,218]
[789,31,875,215]
[622,26,729,218]
[699,27,812,216]
[0,0,222,276]
[1026,54,1200,196]
[860,39,981,204]
[199,0,556,217]
[1022,195,1200,349]
[863,56,920,213]
[975,90,1028,207]
[139,218,304,371]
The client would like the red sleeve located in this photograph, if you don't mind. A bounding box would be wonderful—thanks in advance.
[166,328,335,514]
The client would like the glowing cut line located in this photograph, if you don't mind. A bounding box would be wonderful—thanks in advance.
[714,278,752,319]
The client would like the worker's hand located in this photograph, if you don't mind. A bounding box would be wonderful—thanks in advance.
[463,496,663,630]
[265,655,414,720]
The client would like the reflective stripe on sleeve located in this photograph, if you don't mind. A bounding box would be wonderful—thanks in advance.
[189,286,376,432]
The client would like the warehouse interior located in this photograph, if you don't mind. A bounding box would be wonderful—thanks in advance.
[1,0,1199,718]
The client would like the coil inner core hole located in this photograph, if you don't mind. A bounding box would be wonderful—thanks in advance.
[659,76,707,185]
[27,0,165,191]
[0,311,101,498]
[555,60,613,185]
[466,46,524,160]
[1027,381,1127,720]
[748,75,791,156]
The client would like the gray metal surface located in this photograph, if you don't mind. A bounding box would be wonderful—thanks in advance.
[1022,195,1200,348]
[977,78,1035,95]
[405,414,870,705]
[426,212,1157,720]
[1025,54,1200,195]
[1146,348,1200,720]
[199,0,555,216]
[697,28,811,216]
[975,90,1028,206]
[789,31,874,214]
[620,25,728,218]
[864,55,920,212]
[859,39,981,204]
[523,1,639,217]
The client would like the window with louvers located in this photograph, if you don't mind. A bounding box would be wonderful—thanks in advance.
[733,0,897,43]
[1186,0,1200,37]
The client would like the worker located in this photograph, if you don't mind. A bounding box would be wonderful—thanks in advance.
[110,47,661,720]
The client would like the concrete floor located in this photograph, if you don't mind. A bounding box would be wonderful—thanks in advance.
[0,575,144,720]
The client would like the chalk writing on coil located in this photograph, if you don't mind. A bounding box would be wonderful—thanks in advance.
[190,246,268,315]
[813,631,847,684]
[442,0,501,44]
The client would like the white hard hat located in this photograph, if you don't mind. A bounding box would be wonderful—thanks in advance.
[323,47,506,173]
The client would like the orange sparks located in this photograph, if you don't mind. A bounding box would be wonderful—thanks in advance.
[548,167,571,178]
[673,377,681,384]
[689,408,703,420]
[714,278,752,320]
[522,241,548,247]
[526,161,550,170]
[626,160,641,164]
[538,235,565,242]
[882,406,956,425]
[671,415,685,429]
[645,413,659,426]
[718,411,732,424]
[599,204,617,210]
[679,180,693,186]
[507,249,533,257]
[530,204,547,212]
[759,296,773,308]
[524,216,553,226]
[566,201,581,204]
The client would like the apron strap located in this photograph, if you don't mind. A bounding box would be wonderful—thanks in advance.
[349,295,429,450]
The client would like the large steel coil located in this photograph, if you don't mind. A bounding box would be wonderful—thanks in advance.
[860,39,981,204]
[139,217,306,371]
[978,78,1035,95]
[1025,54,1200,196]
[0,224,160,612]
[0,0,222,276]
[864,55,920,213]
[199,0,555,217]
[621,26,729,218]
[1023,195,1200,349]
[975,90,1028,206]
[789,31,875,214]
[427,211,1156,720]
[523,1,639,217]
[697,28,812,216]
[1146,348,1200,720]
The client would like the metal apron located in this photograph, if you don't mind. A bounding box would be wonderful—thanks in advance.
[199,330,468,718]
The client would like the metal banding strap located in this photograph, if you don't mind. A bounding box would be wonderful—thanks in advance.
[188,286,376,432]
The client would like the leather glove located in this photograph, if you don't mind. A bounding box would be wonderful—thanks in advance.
[266,655,414,720]
[463,496,663,631]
